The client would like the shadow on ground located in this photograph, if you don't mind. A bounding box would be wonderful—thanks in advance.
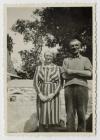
[24,113,39,132]
[24,113,92,132]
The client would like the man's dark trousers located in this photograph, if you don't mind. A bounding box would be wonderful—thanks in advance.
[65,84,88,132]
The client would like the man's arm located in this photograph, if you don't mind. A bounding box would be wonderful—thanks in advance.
[65,57,92,78]
[66,69,92,77]
[61,59,69,79]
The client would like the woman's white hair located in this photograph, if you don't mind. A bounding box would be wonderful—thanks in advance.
[44,51,54,58]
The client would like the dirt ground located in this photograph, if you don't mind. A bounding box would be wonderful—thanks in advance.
[7,80,92,133]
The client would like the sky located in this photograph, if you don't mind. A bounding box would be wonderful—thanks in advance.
[7,7,35,69]
[7,7,59,70]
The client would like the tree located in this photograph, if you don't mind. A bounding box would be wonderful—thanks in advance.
[18,49,42,79]
[40,7,92,64]
[7,34,14,54]
[7,34,18,76]
[12,7,92,78]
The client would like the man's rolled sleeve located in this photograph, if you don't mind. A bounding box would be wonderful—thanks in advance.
[84,58,92,71]
[61,58,68,73]
[61,59,69,79]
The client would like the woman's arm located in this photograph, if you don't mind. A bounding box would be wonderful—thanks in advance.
[33,67,48,102]
[48,68,61,100]
[33,67,41,94]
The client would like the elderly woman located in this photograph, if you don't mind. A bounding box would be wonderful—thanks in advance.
[34,51,61,132]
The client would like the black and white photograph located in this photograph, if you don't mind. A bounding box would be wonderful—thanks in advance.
[6,4,96,134]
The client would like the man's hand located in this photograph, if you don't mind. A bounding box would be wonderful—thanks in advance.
[66,69,74,75]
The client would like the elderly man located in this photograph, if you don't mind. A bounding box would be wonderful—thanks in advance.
[61,39,92,132]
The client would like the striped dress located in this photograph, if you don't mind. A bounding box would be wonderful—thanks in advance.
[34,63,61,125]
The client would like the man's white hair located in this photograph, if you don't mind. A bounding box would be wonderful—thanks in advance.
[69,39,82,46]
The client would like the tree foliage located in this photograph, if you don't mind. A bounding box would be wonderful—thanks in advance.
[18,49,41,79]
[12,7,92,79]
[41,7,92,64]
[7,34,14,54]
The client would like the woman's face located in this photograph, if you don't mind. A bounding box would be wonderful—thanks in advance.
[44,53,53,64]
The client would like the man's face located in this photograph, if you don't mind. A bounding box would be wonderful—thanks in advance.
[69,39,81,55]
